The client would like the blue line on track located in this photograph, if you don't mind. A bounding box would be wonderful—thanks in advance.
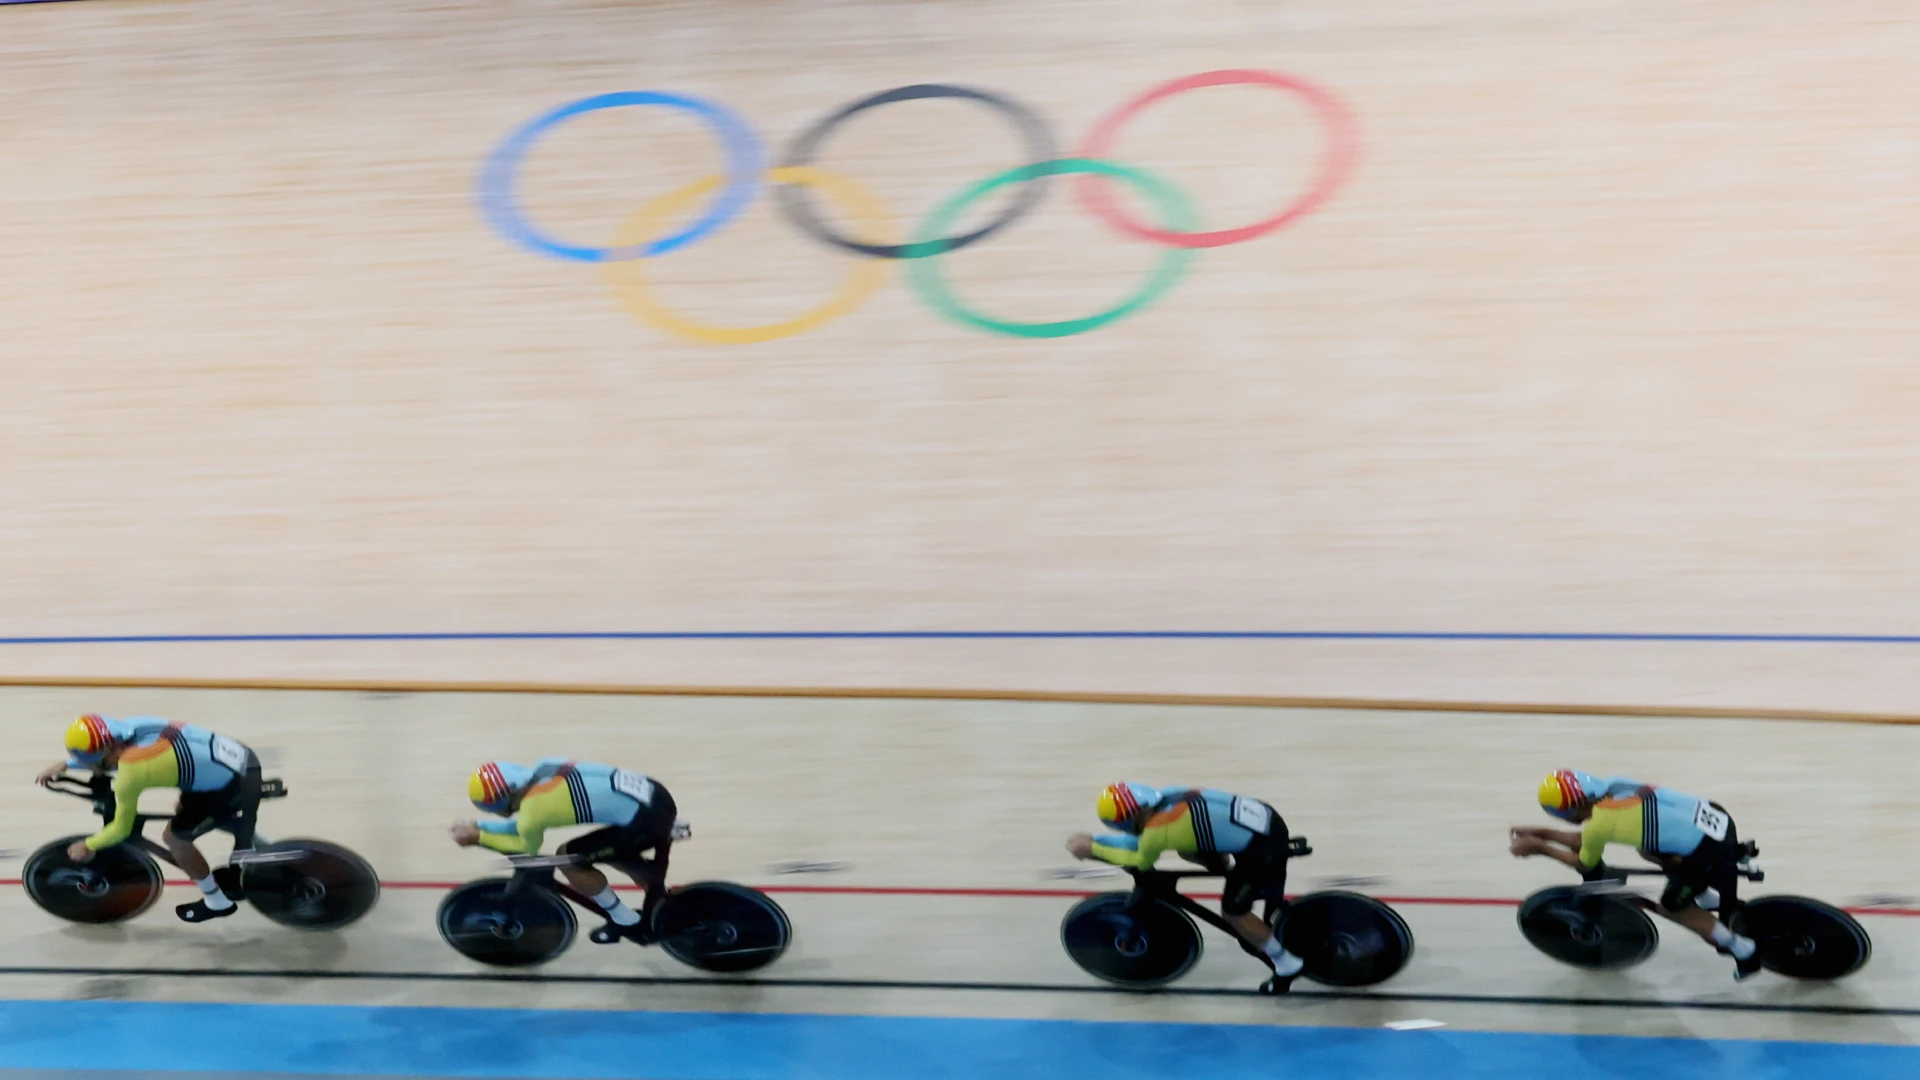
[0,1000,1911,1080]
[1,630,1918,645]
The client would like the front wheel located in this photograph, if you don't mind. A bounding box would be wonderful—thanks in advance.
[1060,892,1202,988]
[240,839,381,930]
[23,836,164,924]
[1733,896,1871,980]
[652,882,791,973]
[436,878,577,967]
[1517,885,1659,970]
[1277,891,1415,987]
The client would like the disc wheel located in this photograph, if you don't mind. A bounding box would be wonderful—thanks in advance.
[436,878,577,967]
[241,839,381,930]
[1060,892,1202,988]
[652,882,792,973]
[1278,891,1415,987]
[1733,896,1871,980]
[23,835,164,925]
[1517,885,1659,970]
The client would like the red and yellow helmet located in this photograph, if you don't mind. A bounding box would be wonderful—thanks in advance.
[1538,769,1593,821]
[64,714,116,765]
[1095,782,1147,828]
[468,761,533,815]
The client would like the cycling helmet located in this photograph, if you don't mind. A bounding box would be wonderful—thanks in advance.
[1095,782,1156,830]
[64,714,117,766]
[469,761,535,815]
[1538,768,1600,822]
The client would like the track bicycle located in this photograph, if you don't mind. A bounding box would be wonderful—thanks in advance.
[25,772,380,930]
[1517,839,1870,979]
[436,829,790,972]
[1059,836,1414,990]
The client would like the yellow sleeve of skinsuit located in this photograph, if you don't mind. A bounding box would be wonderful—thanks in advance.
[1090,827,1167,869]
[475,780,578,855]
[1090,802,1198,869]
[1578,802,1639,869]
[84,744,179,851]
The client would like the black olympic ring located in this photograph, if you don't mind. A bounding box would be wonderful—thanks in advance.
[774,84,1058,260]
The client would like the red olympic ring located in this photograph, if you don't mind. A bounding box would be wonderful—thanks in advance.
[1074,69,1360,249]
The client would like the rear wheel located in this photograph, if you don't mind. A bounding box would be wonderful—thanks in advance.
[1733,896,1871,980]
[1060,892,1202,988]
[652,882,791,973]
[240,839,381,930]
[23,836,164,924]
[1277,891,1415,987]
[436,878,577,967]
[1517,885,1659,970]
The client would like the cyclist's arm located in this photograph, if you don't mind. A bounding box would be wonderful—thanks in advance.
[474,794,565,855]
[1577,822,1611,870]
[1530,827,1583,850]
[1533,843,1589,874]
[1089,829,1165,869]
[474,815,545,855]
[83,766,158,851]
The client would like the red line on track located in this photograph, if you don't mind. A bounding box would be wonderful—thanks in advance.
[7,877,1915,916]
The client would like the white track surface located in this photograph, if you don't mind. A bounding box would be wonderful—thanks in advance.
[1,1,1918,711]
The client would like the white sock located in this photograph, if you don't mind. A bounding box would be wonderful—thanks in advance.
[591,887,640,926]
[1260,935,1305,977]
[194,875,235,911]
[1697,887,1721,911]
[1710,924,1756,960]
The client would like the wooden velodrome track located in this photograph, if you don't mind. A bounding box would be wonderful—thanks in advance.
[0,0,1916,1052]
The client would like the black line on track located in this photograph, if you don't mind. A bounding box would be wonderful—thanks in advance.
[0,965,1912,1019]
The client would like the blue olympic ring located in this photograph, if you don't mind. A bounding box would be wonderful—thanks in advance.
[476,91,764,262]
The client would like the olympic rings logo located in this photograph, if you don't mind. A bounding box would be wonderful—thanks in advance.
[477,70,1359,343]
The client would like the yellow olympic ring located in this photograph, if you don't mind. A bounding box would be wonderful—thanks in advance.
[603,166,895,345]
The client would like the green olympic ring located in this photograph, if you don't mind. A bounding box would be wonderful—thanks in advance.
[904,159,1198,340]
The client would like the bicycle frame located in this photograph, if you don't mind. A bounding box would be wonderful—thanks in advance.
[44,772,290,871]
[497,852,664,925]
[1568,841,1764,897]
[1114,835,1313,939]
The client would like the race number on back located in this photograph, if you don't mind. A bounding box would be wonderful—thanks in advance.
[209,734,249,772]
[1692,801,1730,841]
[611,769,655,805]
[1230,797,1272,835]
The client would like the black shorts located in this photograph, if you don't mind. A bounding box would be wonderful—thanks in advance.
[1661,805,1740,915]
[172,756,263,849]
[557,784,679,867]
[1220,808,1290,917]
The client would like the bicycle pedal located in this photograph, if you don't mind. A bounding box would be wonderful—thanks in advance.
[1259,974,1296,996]
[589,926,624,945]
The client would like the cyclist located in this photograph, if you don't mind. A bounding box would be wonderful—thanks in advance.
[449,759,677,939]
[34,714,262,923]
[1066,781,1306,993]
[1510,768,1762,979]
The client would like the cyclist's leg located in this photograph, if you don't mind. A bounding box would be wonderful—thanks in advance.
[1220,823,1301,979]
[207,759,264,856]
[167,765,259,920]
[558,826,653,930]
[165,757,261,868]
[618,837,672,923]
[161,800,216,881]
[556,828,621,896]
[1658,826,1756,966]
[613,788,678,923]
